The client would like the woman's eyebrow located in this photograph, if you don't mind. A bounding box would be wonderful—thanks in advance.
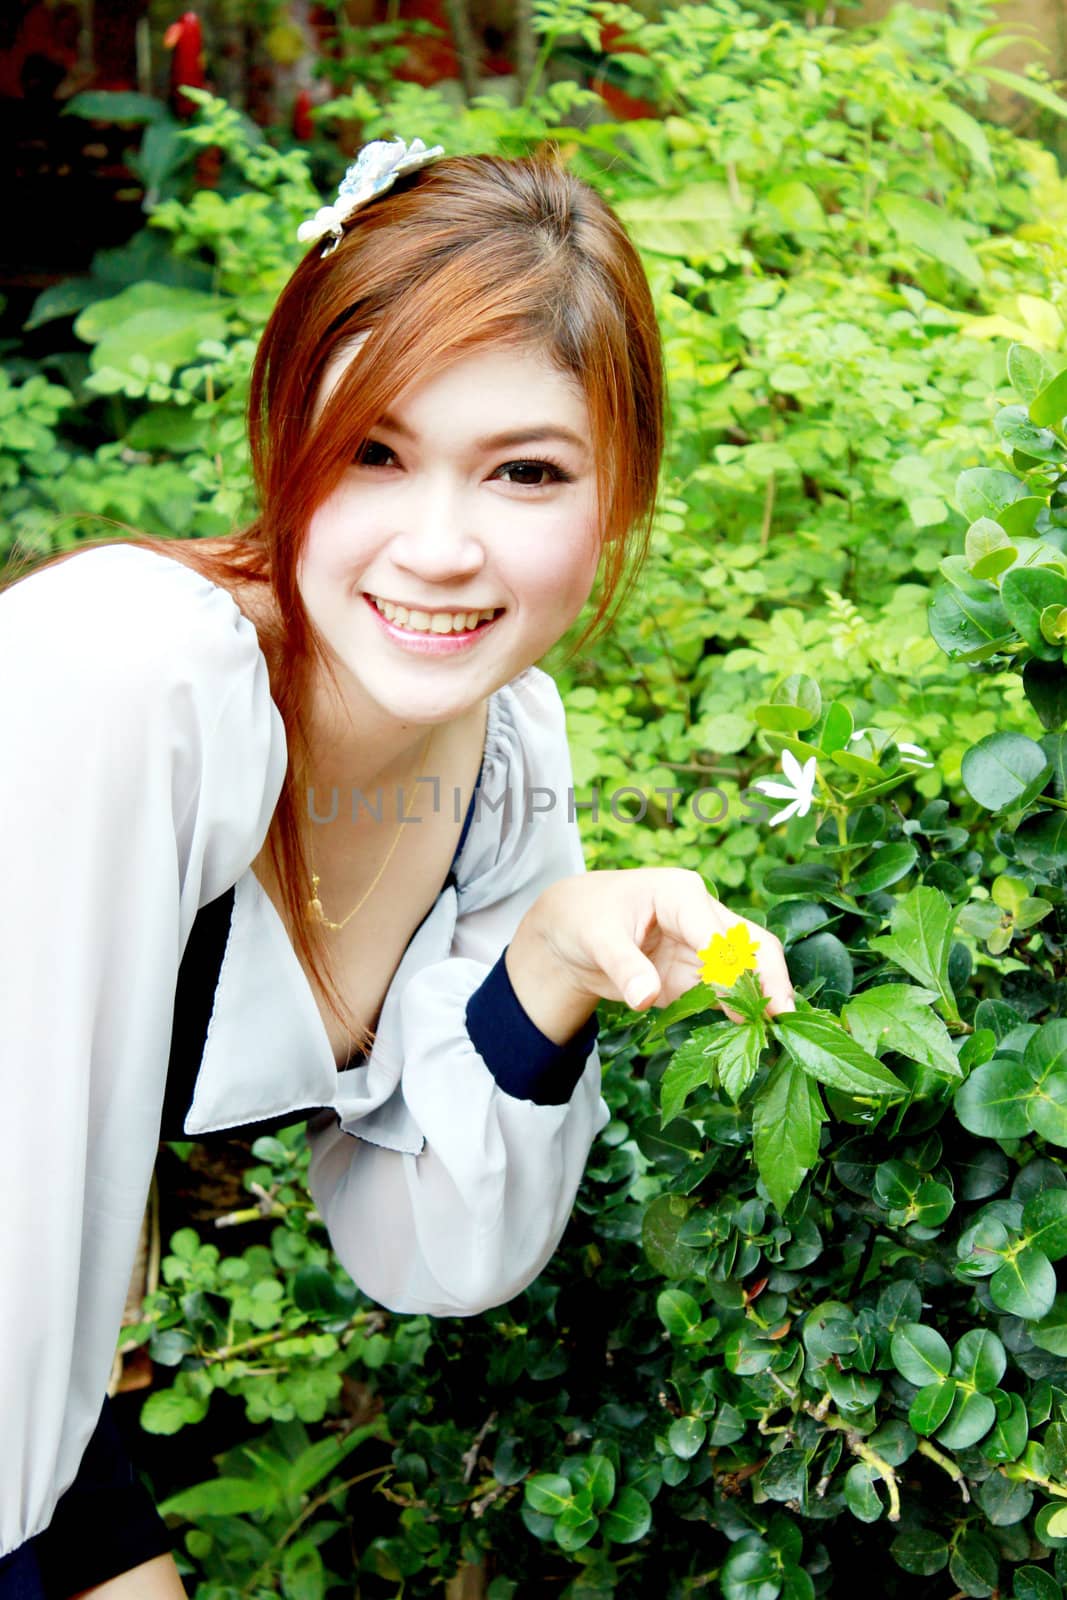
[376,411,589,454]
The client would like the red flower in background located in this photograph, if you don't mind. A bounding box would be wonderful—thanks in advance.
[163,11,205,118]
[292,87,314,142]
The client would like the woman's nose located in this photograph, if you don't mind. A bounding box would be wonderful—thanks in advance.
[387,482,486,583]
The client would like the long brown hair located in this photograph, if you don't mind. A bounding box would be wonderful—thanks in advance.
[2,149,666,1053]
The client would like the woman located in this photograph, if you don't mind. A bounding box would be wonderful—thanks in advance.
[0,142,793,1596]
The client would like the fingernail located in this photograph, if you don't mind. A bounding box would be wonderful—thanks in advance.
[625,977,653,1008]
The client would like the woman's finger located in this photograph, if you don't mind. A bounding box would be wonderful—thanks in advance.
[591,919,664,1010]
[738,915,795,1017]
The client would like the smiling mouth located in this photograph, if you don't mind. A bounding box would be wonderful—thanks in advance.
[367,594,504,634]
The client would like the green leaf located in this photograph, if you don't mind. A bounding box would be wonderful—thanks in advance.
[956,467,1027,523]
[1002,568,1067,661]
[1008,344,1056,403]
[139,1386,209,1435]
[1012,1567,1061,1600]
[786,932,854,1000]
[937,1387,997,1449]
[948,1529,1000,1597]
[928,584,1015,661]
[752,1056,825,1213]
[1023,1190,1067,1260]
[953,1328,1007,1391]
[1031,364,1067,425]
[584,1455,616,1512]
[774,1009,907,1098]
[1028,1074,1067,1145]
[990,1248,1057,1320]
[891,1323,952,1386]
[657,1288,703,1339]
[961,732,1052,812]
[867,886,960,1021]
[850,842,918,896]
[879,191,982,284]
[63,89,168,124]
[908,1379,956,1435]
[74,283,230,374]
[1015,808,1067,872]
[891,1529,949,1575]
[843,984,961,1078]
[755,674,822,734]
[995,405,1062,461]
[642,1194,705,1280]
[983,1391,1029,1463]
[615,183,741,261]
[668,1416,707,1459]
[1032,1294,1067,1356]
[765,179,826,233]
[965,518,1017,581]
[956,1059,1038,1138]
[525,1474,577,1516]
[927,98,993,173]
[713,1023,766,1103]
[600,1487,652,1545]
[282,1539,325,1600]
[659,1026,727,1122]
[844,1461,883,1522]
[158,1474,278,1519]
[982,64,1067,124]
[1025,1020,1067,1081]
[721,1537,782,1600]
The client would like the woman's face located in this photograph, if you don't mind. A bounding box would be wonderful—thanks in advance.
[298,341,602,728]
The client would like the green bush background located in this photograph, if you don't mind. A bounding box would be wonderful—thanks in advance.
[5,2,1067,1594]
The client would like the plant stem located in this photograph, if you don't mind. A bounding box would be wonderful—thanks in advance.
[917,1438,971,1501]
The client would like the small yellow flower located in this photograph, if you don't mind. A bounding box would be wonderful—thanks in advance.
[698,924,761,987]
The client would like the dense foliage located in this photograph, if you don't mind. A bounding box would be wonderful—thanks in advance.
[5,1,1067,1595]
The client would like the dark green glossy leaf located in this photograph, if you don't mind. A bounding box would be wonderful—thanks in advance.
[850,842,919,895]
[891,1323,952,1385]
[948,1530,999,1597]
[908,1380,956,1435]
[990,1248,1057,1320]
[1024,659,1067,730]
[1028,1076,1067,1146]
[953,1328,1007,1392]
[936,1387,996,1449]
[1024,1190,1067,1260]
[982,1391,1029,1463]
[1002,568,1067,662]
[600,1487,652,1545]
[891,1528,949,1575]
[955,1059,1036,1138]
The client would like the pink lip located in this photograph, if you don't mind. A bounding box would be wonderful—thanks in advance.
[364,594,503,655]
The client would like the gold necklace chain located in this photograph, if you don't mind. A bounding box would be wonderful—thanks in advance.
[305,727,434,933]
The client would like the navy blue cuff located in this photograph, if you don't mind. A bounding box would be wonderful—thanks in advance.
[464,949,599,1106]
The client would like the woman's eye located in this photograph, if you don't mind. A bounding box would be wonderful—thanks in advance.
[354,440,396,468]
[497,459,572,487]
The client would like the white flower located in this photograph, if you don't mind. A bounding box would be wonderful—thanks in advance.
[297,136,445,255]
[850,729,934,769]
[753,750,818,826]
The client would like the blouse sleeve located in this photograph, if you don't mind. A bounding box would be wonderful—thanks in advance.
[306,669,609,1319]
[0,545,287,1555]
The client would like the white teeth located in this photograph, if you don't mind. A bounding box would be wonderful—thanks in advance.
[372,596,499,633]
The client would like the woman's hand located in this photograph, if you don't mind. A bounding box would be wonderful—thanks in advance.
[505,868,794,1045]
